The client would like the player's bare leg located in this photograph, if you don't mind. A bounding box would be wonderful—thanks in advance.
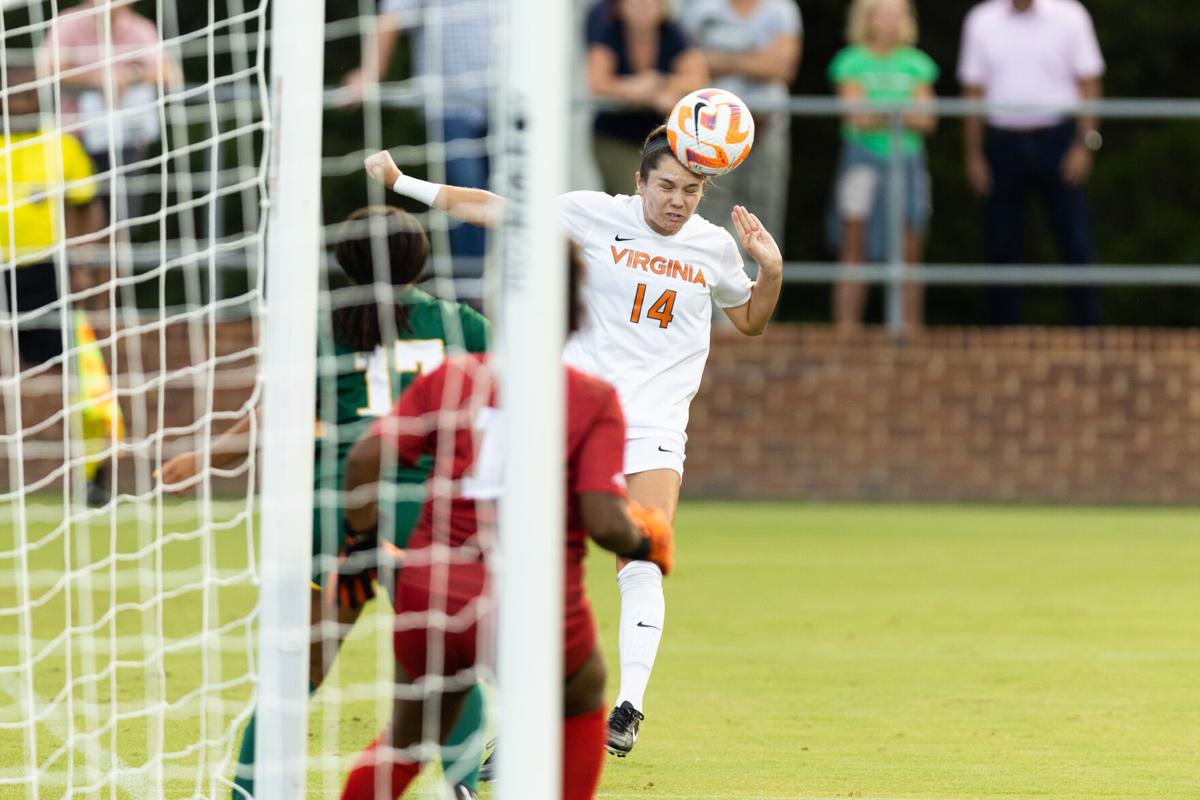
[341,662,469,799]
[563,648,609,799]
[610,468,681,755]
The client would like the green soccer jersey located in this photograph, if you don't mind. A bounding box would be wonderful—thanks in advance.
[311,289,489,579]
[828,44,939,157]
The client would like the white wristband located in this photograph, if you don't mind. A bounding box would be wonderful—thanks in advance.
[391,174,442,206]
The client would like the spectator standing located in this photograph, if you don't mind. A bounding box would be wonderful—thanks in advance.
[681,0,802,252]
[958,0,1105,326]
[828,0,936,335]
[586,0,708,195]
[342,0,496,277]
[37,0,179,225]
[1,67,122,507]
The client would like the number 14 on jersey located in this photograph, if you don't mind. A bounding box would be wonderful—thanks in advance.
[630,283,676,329]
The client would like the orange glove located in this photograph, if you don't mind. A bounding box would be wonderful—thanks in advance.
[627,500,675,576]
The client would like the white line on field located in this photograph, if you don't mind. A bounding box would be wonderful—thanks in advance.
[0,672,149,800]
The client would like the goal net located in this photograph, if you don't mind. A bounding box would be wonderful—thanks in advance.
[1,0,270,796]
[1,0,570,798]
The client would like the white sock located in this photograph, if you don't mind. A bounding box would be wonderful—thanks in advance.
[614,560,664,714]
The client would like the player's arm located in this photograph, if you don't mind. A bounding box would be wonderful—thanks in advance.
[582,494,674,575]
[158,408,260,493]
[336,375,434,608]
[723,206,783,337]
[342,431,384,533]
[344,395,430,534]
[335,431,386,608]
[365,150,505,228]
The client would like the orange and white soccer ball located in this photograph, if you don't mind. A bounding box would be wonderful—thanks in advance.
[665,88,755,177]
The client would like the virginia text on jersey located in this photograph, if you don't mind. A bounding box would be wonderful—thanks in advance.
[610,245,709,288]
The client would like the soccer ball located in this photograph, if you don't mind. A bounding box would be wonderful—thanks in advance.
[665,88,755,177]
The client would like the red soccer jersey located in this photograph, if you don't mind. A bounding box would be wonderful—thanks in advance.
[371,354,627,677]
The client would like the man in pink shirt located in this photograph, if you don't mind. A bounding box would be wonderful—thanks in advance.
[37,0,178,222]
[958,0,1105,326]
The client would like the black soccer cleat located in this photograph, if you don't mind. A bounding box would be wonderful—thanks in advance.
[606,701,644,757]
[86,466,112,508]
[452,784,477,800]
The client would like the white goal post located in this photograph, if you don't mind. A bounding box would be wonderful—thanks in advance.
[493,0,571,798]
[255,0,326,796]
[0,0,574,794]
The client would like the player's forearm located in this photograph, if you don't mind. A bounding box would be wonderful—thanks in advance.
[343,434,383,531]
[366,151,505,228]
[741,266,782,336]
[581,493,644,556]
[434,184,506,228]
[207,409,259,469]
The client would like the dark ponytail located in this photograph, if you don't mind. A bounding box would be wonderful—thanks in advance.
[638,124,676,184]
[331,206,429,352]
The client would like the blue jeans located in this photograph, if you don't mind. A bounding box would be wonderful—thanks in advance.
[984,122,1100,326]
[433,114,488,278]
[829,141,931,263]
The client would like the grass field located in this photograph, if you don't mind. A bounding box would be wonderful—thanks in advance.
[2,501,1198,799]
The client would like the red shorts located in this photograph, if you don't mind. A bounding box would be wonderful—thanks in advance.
[393,560,491,681]
[393,558,597,680]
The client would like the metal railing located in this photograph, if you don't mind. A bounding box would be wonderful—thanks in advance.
[759,96,1200,333]
[11,65,1200,327]
[583,94,1200,333]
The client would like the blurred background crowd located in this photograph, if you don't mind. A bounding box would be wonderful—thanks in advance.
[4,0,1198,338]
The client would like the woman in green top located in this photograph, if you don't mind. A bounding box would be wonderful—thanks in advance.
[159,206,488,799]
[828,0,938,335]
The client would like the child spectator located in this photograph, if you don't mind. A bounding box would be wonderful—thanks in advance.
[829,0,937,335]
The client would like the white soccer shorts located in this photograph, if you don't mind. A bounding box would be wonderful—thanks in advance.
[624,436,685,478]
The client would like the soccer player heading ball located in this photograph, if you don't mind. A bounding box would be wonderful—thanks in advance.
[336,248,676,800]
[366,95,782,756]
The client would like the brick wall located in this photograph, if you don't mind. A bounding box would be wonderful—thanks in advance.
[1,318,259,496]
[6,322,1200,504]
[688,326,1200,504]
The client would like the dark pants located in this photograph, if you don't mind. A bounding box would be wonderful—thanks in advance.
[2,260,64,365]
[433,114,488,279]
[984,122,1100,326]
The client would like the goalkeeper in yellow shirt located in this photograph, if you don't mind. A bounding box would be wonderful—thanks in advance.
[1,66,121,506]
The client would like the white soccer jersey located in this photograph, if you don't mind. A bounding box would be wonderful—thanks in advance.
[560,191,754,445]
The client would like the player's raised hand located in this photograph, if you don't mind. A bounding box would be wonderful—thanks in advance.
[156,452,200,495]
[628,501,675,576]
[364,150,402,188]
[731,205,782,275]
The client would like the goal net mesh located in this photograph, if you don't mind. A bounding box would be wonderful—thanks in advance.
[0,0,525,796]
[1,0,269,796]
